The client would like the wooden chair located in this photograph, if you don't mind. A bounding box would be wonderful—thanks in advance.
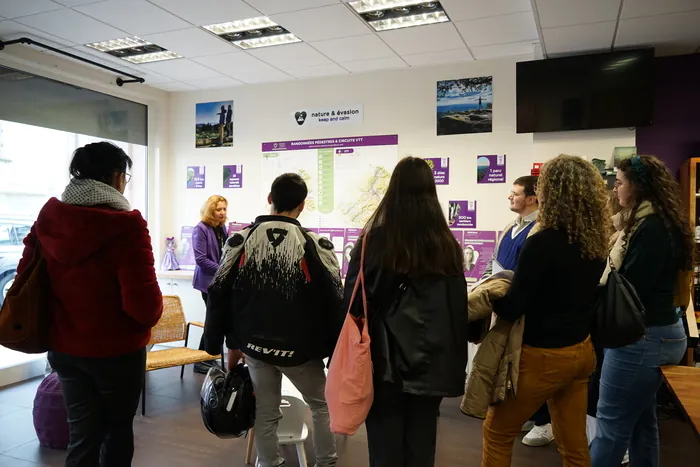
[141,295,223,415]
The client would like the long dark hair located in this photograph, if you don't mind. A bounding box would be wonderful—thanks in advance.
[618,155,693,269]
[362,157,463,276]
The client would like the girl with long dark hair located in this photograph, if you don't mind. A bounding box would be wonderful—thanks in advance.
[591,155,692,467]
[343,157,468,467]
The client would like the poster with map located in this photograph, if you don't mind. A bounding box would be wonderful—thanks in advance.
[261,135,398,230]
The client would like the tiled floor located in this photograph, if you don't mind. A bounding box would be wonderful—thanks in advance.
[0,367,697,466]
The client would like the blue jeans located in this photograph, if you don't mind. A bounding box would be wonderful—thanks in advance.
[590,320,687,467]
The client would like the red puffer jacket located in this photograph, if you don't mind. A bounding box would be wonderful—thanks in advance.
[17,198,163,358]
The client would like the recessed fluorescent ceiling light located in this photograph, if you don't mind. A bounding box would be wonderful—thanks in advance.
[202,16,301,49]
[86,37,182,64]
[348,0,450,31]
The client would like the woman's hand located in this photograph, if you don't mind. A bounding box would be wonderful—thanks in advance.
[227,349,245,372]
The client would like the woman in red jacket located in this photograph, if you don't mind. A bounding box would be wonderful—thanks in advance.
[17,142,163,467]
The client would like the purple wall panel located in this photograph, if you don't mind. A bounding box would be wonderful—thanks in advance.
[636,54,700,177]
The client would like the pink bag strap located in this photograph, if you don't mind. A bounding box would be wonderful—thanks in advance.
[347,233,368,320]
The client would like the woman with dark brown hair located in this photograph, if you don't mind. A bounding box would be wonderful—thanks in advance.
[343,157,467,467]
[591,155,692,467]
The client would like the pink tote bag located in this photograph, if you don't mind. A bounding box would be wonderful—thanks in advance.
[325,235,373,435]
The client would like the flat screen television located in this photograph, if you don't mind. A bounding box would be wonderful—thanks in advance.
[516,49,654,133]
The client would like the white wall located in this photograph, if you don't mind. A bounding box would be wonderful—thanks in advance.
[167,56,635,239]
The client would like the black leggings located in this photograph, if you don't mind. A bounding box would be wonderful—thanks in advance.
[198,293,215,358]
[49,348,145,467]
[365,383,442,467]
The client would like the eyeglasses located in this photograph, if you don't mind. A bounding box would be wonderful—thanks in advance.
[125,173,132,184]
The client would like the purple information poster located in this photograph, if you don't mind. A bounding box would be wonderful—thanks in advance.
[425,157,450,185]
[342,228,362,276]
[179,226,195,270]
[448,200,477,228]
[187,166,206,189]
[477,155,506,184]
[227,222,247,236]
[223,165,243,189]
[462,230,497,282]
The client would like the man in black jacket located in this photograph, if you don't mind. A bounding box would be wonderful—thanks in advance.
[204,173,343,467]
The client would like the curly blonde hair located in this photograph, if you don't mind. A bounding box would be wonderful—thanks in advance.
[200,195,228,227]
[537,155,611,259]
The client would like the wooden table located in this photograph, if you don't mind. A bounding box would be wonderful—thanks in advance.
[661,365,700,439]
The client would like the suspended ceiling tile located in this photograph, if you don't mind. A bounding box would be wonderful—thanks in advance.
[621,0,700,19]
[470,40,535,60]
[455,11,538,48]
[402,48,474,67]
[440,0,532,22]
[615,9,700,47]
[534,0,621,28]
[379,22,465,56]
[14,8,128,44]
[248,42,332,68]
[139,58,223,81]
[245,0,340,16]
[311,34,396,63]
[340,55,407,73]
[270,4,370,42]
[75,0,191,36]
[0,19,76,47]
[543,21,616,55]
[141,28,237,58]
[183,75,244,89]
[52,1,104,6]
[150,81,198,91]
[192,52,293,84]
[0,0,63,19]
[147,0,262,27]
[282,63,349,79]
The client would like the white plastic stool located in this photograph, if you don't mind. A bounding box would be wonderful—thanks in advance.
[256,395,309,467]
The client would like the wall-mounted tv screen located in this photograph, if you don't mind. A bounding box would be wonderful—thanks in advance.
[516,49,654,133]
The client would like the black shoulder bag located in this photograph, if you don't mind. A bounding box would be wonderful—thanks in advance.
[591,256,646,349]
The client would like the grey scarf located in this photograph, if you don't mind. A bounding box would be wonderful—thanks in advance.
[61,178,131,212]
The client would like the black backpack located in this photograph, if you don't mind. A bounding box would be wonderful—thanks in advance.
[200,363,255,438]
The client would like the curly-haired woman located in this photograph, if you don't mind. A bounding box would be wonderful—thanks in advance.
[482,155,611,467]
[590,155,692,467]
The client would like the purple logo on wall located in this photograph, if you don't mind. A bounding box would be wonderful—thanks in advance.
[186,166,205,189]
[462,230,497,281]
[223,165,243,189]
[448,200,477,229]
[425,157,450,185]
[477,155,506,184]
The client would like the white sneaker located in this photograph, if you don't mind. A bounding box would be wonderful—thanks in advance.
[521,420,535,432]
[522,423,554,447]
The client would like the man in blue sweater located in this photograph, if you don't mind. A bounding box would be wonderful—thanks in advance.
[483,176,539,275]
[482,175,553,447]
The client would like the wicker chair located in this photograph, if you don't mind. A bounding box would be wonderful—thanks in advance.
[141,295,223,415]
